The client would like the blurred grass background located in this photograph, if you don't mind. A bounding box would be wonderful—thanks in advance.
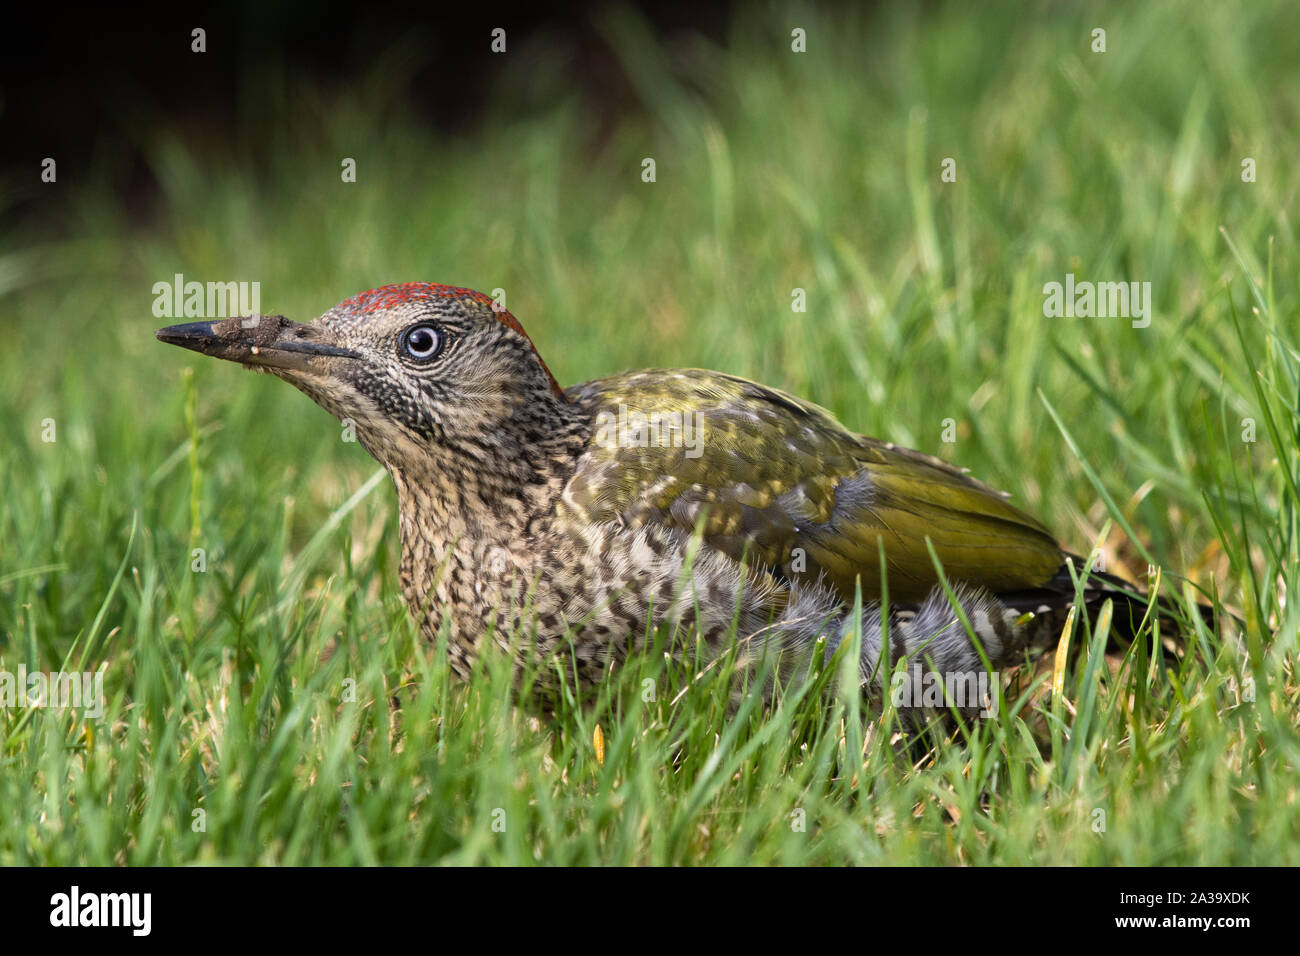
[1,0,1297,864]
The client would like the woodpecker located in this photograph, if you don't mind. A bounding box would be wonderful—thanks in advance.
[157,283,1185,711]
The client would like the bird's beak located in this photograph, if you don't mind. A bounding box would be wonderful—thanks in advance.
[155,315,359,373]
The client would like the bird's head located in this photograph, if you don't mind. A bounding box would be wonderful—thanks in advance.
[156,283,567,472]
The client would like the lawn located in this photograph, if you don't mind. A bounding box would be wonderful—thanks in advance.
[1,0,1297,864]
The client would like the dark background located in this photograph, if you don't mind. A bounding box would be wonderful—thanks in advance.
[0,1,744,232]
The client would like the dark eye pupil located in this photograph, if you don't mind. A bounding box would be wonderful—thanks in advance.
[405,326,439,358]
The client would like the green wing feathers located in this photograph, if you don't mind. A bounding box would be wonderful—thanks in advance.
[563,369,1062,603]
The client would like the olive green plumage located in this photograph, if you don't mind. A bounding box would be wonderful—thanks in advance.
[563,368,1062,604]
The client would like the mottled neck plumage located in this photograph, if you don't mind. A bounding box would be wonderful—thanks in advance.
[385,391,586,541]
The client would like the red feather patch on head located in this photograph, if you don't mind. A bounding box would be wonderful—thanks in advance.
[340,283,566,400]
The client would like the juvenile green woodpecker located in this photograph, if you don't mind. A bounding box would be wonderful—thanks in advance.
[157,283,1179,712]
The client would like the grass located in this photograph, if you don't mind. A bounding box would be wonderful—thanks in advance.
[1,0,1298,864]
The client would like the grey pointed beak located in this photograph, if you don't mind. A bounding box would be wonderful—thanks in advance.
[155,315,358,372]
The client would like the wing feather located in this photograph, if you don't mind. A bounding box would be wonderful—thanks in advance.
[562,369,1062,603]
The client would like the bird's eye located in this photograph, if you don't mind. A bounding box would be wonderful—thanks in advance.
[402,324,443,361]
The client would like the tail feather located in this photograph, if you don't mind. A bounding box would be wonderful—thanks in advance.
[998,556,1218,646]
[822,559,1216,724]
[744,558,1217,727]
